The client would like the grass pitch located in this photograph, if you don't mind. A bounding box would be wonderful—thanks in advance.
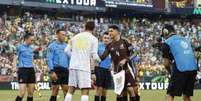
[1,90,201,101]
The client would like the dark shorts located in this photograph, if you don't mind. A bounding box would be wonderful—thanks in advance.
[51,68,69,85]
[124,70,136,89]
[17,68,36,84]
[95,67,112,89]
[167,71,197,96]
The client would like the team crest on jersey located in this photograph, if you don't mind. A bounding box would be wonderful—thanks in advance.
[120,44,124,49]
[116,51,120,56]
[180,41,188,49]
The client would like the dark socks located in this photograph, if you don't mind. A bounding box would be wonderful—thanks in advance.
[136,95,140,101]
[15,96,22,101]
[117,96,127,101]
[94,96,106,101]
[130,97,137,101]
[27,97,33,101]
[101,96,106,101]
[95,96,100,101]
[50,96,57,101]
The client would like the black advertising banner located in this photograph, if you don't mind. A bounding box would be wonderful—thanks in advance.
[105,0,153,8]
[1,82,201,90]
[104,0,154,12]
[24,0,105,7]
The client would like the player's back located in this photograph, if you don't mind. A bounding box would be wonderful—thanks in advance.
[69,31,98,72]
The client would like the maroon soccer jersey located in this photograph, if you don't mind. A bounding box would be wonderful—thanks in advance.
[100,39,132,72]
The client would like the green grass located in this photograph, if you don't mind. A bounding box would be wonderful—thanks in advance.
[1,90,201,101]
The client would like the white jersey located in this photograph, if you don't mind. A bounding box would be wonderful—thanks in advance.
[69,31,99,72]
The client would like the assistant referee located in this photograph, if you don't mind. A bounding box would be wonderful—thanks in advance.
[15,33,35,101]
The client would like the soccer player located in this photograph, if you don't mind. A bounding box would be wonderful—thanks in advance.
[160,24,198,101]
[47,29,70,101]
[94,32,112,101]
[64,21,100,101]
[127,35,141,101]
[15,33,35,101]
[99,25,137,101]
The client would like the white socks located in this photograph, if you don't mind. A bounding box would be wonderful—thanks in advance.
[64,93,72,101]
[64,94,88,101]
[81,95,89,101]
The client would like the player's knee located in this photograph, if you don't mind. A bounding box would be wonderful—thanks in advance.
[81,89,89,95]
[183,95,191,101]
[102,89,107,96]
[68,87,75,94]
[96,87,103,95]
[166,95,174,101]
[127,87,135,96]
[61,86,68,94]
[19,91,26,97]
[51,91,59,96]
[51,87,59,96]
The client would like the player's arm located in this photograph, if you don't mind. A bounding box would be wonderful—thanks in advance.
[47,45,58,80]
[120,41,135,66]
[91,38,101,63]
[64,39,72,56]
[13,46,20,72]
[161,43,172,74]
[47,45,54,72]
[163,58,171,74]
[99,44,110,61]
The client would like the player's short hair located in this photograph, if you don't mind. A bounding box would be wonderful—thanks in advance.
[103,31,109,35]
[24,32,33,40]
[163,24,175,33]
[85,21,95,31]
[56,29,65,34]
[109,25,120,32]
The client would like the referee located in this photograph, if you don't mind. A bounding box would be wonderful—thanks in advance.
[47,29,70,101]
[161,24,198,101]
[15,33,35,101]
[94,32,112,101]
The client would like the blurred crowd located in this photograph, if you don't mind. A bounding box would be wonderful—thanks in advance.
[0,12,200,82]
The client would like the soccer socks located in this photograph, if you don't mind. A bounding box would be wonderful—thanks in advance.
[136,95,140,101]
[101,96,106,101]
[81,95,89,101]
[15,96,22,101]
[94,96,100,101]
[50,96,57,101]
[64,93,72,101]
[27,97,33,101]
[94,96,106,101]
[130,97,137,101]
[117,96,127,101]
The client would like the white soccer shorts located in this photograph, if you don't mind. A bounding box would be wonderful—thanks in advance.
[68,69,91,89]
